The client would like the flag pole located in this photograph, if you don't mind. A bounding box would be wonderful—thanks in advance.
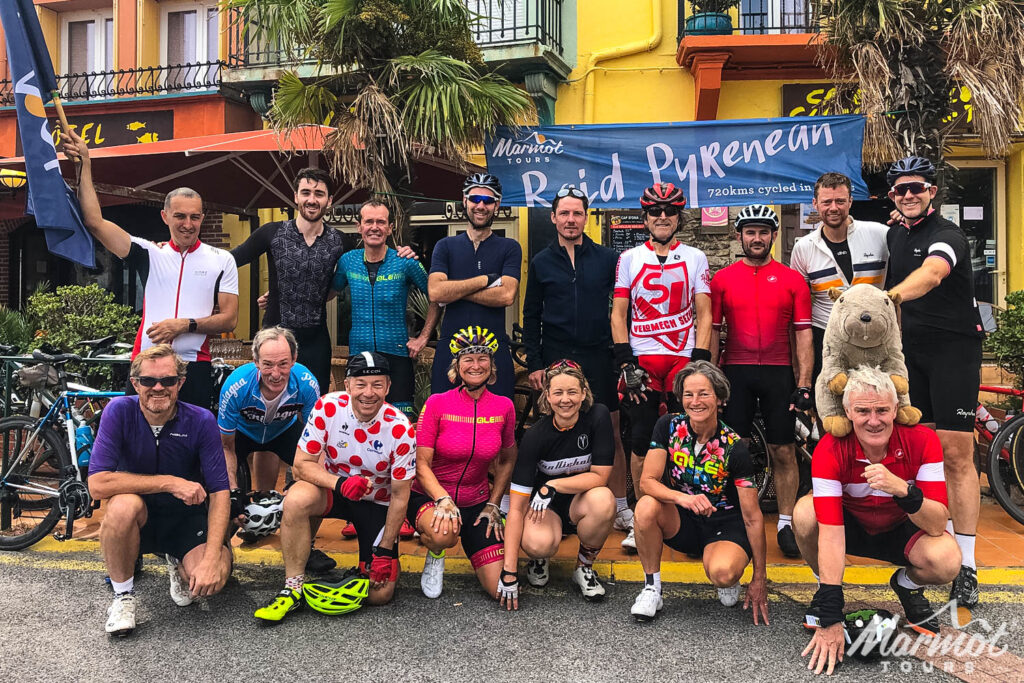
[49,91,81,186]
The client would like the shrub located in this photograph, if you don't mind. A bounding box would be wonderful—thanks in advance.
[985,289,1024,390]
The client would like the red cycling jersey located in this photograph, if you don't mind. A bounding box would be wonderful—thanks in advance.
[710,259,811,365]
[811,424,947,536]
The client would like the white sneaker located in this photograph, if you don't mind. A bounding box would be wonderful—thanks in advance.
[105,593,137,636]
[621,528,637,552]
[717,582,740,607]
[613,508,634,532]
[526,558,549,587]
[572,565,606,601]
[166,554,193,607]
[421,551,445,599]
[630,586,663,621]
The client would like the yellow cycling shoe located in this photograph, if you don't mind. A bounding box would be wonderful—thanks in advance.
[254,588,303,623]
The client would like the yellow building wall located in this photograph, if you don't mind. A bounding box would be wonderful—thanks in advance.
[36,8,58,70]
[138,0,160,67]
[1007,151,1024,295]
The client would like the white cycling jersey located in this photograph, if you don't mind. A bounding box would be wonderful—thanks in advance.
[298,392,416,506]
[614,240,711,356]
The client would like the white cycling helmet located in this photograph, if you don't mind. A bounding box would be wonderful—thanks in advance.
[735,204,779,232]
[241,490,284,537]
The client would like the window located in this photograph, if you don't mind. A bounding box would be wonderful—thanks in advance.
[60,11,114,99]
[740,0,812,34]
[161,2,221,91]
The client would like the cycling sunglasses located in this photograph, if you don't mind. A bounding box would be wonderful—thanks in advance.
[556,187,587,200]
[890,181,933,197]
[644,206,680,217]
[546,358,582,373]
[133,375,182,388]
[466,194,498,206]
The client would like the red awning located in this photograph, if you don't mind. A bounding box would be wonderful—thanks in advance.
[0,125,480,216]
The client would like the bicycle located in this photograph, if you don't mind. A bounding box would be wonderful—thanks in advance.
[975,384,1024,526]
[0,349,124,550]
[509,323,540,441]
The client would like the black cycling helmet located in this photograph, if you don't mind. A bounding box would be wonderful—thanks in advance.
[735,204,779,232]
[463,173,502,199]
[640,182,687,209]
[886,156,937,186]
[346,351,391,377]
[843,608,900,661]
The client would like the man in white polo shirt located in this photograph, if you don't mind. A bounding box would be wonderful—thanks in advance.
[64,129,238,411]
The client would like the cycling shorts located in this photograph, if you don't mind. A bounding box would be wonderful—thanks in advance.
[722,364,795,445]
[139,495,219,561]
[234,420,302,466]
[548,491,578,535]
[903,335,982,432]
[543,345,619,412]
[381,352,415,416]
[291,324,333,395]
[628,390,679,457]
[843,514,933,566]
[322,493,397,569]
[664,507,752,558]
[407,493,504,569]
[126,361,213,412]
[811,326,826,397]
[638,354,690,394]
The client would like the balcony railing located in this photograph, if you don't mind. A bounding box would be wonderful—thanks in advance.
[468,0,563,54]
[679,0,819,37]
[0,62,223,107]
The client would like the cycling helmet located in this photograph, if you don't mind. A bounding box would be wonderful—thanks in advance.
[886,156,937,185]
[735,204,780,232]
[241,490,284,538]
[449,326,499,358]
[302,568,370,615]
[843,608,900,661]
[640,182,687,209]
[346,351,391,377]
[463,173,502,199]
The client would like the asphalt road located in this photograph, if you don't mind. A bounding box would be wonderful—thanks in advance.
[2,550,1022,682]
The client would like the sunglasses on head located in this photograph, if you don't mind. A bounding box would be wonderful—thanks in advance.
[546,358,582,373]
[556,187,586,200]
[466,194,498,206]
[890,181,933,197]
[645,206,680,217]
[133,375,182,388]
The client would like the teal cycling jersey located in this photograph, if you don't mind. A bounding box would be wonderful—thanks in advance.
[332,248,429,356]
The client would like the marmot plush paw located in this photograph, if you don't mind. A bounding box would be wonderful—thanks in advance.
[896,405,922,426]
[890,375,909,395]
[828,373,848,396]
[822,415,852,438]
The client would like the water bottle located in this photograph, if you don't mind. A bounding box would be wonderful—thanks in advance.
[75,424,94,467]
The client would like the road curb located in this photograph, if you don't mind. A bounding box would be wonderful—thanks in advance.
[20,538,1024,586]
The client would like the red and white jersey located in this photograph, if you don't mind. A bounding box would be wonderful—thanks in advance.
[127,237,239,362]
[811,424,947,535]
[614,241,711,356]
[298,392,417,506]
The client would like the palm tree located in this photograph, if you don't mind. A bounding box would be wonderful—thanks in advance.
[813,0,1024,172]
[224,0,535,236]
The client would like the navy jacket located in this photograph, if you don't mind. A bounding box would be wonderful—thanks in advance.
[522,235,619,371]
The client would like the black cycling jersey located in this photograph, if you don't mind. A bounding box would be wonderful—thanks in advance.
[823,236,853,283]
[510,404,614,496]
[231,220,345,329]
[885,210,983,340]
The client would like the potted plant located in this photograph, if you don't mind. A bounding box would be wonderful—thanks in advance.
[685,0,740,36]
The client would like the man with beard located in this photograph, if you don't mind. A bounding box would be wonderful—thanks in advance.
[710,204,813,558]
[884,156,985,607]
[428,173,522,399]
[789,173,889,388]
[234,171,418,393]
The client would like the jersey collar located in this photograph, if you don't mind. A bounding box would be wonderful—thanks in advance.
[168,238,203,254]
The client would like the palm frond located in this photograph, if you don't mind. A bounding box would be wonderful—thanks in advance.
[269,72,339,126]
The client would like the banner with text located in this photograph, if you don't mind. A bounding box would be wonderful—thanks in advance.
[484,115,868,209]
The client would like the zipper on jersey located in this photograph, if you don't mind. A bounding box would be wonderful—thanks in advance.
[369,264,378,351]
[754,265,762,365]
[453,393,479,504]
[174,250,187,318]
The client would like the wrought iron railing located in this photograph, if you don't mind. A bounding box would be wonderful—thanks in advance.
[226,16,312,69]
[468,0,563,54]
[678,0,819,37]
[0,62,223,107]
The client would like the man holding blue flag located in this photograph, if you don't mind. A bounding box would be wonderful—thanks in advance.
[0,0,95,267]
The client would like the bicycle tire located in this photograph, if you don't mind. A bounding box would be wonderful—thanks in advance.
[987,413,1024,527]
[749,416,775,512]
[0,415,72,550]
[236,457,252,496]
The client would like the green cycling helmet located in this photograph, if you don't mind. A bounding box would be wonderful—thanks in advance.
[302,568,369,615]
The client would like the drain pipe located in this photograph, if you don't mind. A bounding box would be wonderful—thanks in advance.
[580,0,663,123]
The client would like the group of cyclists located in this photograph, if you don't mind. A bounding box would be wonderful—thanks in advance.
[63,126,987,672]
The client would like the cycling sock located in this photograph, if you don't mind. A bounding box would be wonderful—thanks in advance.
[615,497,629,513]
[954,533,977,570]
[895,567,923,591]
[577,543,600,568]
[285,575,304,592]
[777,514,792,532]
[111,577,134,595]
[428,549,446,559]
[500,494,510,515]
[644,572,662,593]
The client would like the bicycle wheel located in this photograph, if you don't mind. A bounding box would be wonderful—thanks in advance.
[0,415,72,550]
[749,416,775,512]
[987,414,1024,527]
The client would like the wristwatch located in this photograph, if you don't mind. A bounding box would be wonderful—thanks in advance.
[188,318,198,333]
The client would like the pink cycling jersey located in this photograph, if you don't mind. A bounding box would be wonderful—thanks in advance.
[412,386,516,507]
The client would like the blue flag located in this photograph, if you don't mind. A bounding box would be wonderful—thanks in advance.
[0,0,95,267]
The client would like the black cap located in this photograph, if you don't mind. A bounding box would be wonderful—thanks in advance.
[346,351,391,377]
